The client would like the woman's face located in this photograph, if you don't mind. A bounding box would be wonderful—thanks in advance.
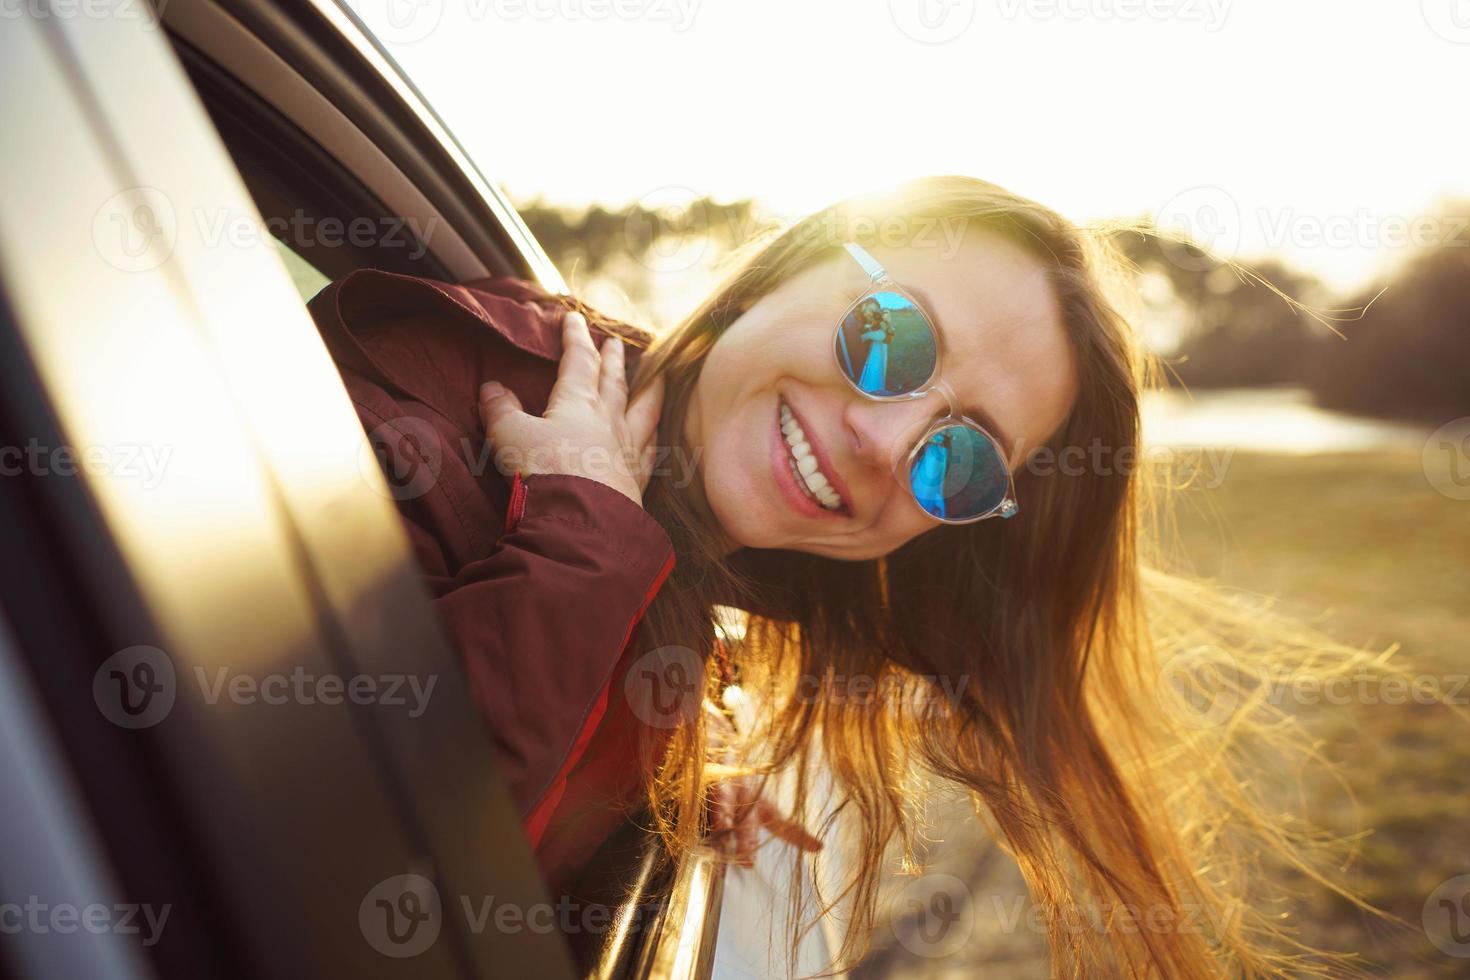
[684,228,1079,560]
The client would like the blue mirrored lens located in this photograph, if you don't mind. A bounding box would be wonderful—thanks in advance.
[834,290,938,397]
[907,423,1009,521]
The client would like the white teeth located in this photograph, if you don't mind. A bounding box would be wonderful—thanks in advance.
[778,399,843,512]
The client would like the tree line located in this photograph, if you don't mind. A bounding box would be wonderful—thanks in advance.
[519,197,1470,423]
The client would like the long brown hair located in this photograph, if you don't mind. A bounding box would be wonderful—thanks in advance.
[616,176,1391,977]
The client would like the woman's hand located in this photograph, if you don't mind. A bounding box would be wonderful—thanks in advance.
[479,311,665,506]
[705,701,823,868]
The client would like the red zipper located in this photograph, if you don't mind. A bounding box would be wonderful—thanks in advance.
[504,470,528,532]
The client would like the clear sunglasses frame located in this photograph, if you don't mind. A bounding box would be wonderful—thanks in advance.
[835,242,1019,524]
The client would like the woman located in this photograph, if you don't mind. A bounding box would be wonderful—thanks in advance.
[856,313,893,394]
[910,429,950,519]
[314,176,1379,977]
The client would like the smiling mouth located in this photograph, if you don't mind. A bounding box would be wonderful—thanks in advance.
[778,398,847,512]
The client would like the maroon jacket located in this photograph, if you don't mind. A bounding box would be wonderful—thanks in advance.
[308,269,676,895]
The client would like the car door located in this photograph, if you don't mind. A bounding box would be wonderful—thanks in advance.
[0,3,573,978]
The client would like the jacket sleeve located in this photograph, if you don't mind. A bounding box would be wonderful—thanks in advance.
[402,472,675,818]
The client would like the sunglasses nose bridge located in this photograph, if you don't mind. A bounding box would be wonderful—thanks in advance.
[844,390,945,471]
[929,377,962,418]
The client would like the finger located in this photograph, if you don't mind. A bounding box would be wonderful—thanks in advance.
[624,374,665,457]
[548,311,600,411]
[479,381,525,434]
[756,799,823,852]
[736,812,760,868]
[599,335,628,415]
[479,383,530,474]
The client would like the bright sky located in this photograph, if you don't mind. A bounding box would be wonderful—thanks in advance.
[351,0,1470,292]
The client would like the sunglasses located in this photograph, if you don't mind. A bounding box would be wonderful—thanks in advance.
[833,243,1019,524]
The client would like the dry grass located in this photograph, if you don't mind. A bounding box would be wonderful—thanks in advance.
[861,450,1470,978]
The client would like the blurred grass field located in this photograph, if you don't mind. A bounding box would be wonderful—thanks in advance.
[865,449,1470,979]
[1168,450,1470,977]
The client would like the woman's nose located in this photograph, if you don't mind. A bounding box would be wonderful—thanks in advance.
[842,390,946,472]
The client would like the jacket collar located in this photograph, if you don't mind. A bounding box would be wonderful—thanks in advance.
[308,268,654,416]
